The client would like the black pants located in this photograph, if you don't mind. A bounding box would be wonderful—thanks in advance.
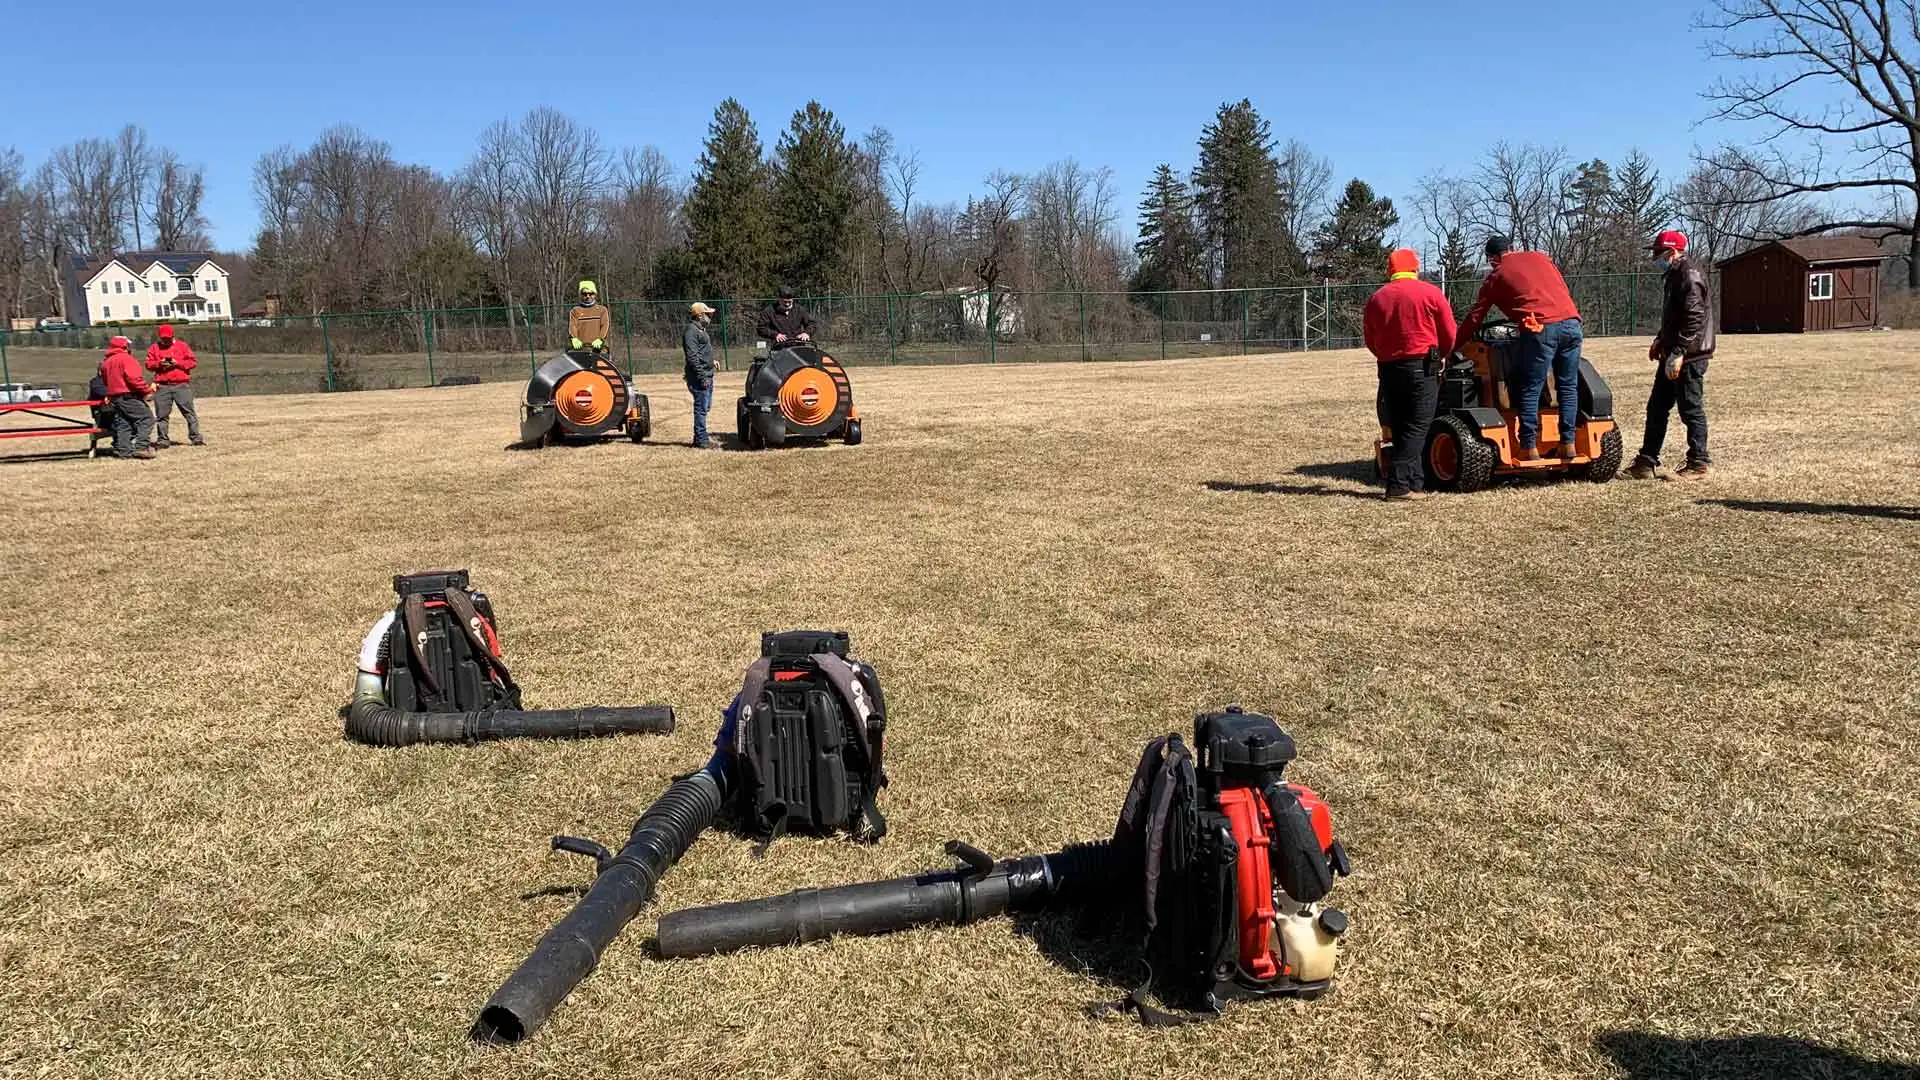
[1377,358,1439,494]
[1638,359,1709,467]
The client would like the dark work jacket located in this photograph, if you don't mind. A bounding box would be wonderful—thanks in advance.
[1654,256,1715,363]
[756,304,817,342]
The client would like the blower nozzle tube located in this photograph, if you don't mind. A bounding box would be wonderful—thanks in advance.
[342,698,675,747]
[654,840,1112,959]
[470,750,730,1045]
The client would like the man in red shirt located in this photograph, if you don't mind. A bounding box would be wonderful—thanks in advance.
[144,323,206,447]
[1362,248,1456,500]
[98,336,157,460]
[1457,235,1583,460]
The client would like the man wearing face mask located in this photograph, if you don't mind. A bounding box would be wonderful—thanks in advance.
[1626,230,1713,480]
[756,286,816,345]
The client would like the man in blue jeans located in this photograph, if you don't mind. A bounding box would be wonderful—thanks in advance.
[1458,235,1585,460]
[683,302,719,448]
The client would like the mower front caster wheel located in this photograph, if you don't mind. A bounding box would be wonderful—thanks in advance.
[1573,427,1623,483]
[625,396,651,443]
[1426,415,1495,493]
[843,419,863,446]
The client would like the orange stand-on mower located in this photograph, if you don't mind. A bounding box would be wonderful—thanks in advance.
[1375,320,1622,491]
[736,342,862,450]
[517,350,651,448]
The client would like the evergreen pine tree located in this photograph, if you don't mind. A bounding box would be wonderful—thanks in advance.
[1131,163,1205,293]
[1192,100,1300,289]
[770,102,859,294]
[684,99,771,297]
[1309,179,1399,283]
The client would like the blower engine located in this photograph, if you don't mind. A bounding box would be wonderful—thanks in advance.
[653,706,1351,1024]
[518,349,651,447]
[736,342,862,449]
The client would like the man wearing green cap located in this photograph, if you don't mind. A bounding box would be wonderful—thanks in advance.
[569,280,611,356]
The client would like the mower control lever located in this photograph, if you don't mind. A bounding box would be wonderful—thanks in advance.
[944,839,996,877]
[552,835,614,872]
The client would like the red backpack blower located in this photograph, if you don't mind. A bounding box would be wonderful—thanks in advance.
[654,706,1351,1022]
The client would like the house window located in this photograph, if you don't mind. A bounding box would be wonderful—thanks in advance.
[100,282,109,294]
[178,277,192,291]
[158,305,169,317]
[114,281,122,293]
[133,305,141,318]
[103,306,111,318]
[156,279,168,292]
[1809,272,1835,301]
[206,279,220,293]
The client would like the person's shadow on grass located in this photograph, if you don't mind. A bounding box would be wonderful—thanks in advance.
[1292,459,1380,483]
[1698,499,1920,522]
[1205,479,1380,502]
[1596,1032,1920,1080]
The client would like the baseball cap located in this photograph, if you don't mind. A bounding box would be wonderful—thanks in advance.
[108,335,131,349]
[1646,230,1688,253]
[157,323,174,337]
[1484,234,1513,258]
[1386,248,1420,276]
[690,302,717,316]
[776,285,795,299]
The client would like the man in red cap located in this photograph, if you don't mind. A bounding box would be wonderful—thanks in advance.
[1362,248,1456,500]
[99,336,157,460]
[1458,235,1583,460]
[1627,230,1713,480]
[145,323,206,447]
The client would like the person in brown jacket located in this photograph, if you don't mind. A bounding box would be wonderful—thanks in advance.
[568,280,612,356]
[1627,230,1713,480]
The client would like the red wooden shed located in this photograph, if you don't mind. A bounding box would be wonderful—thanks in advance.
[1715,237,1884,333]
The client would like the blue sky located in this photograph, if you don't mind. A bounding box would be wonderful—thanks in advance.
[7,0,1757,252]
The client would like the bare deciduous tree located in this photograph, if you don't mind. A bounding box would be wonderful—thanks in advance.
[151,150,210,252]
[511,107,610,321]
[1277,139,1333,251]
[1027,158,1121,292]
[116,125,152,251]
[959,171,1024,294]
[1673,146,1821,265]
[1703,0,1920,286]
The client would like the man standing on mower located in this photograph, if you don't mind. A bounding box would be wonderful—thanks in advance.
[1628,231,1713,480]
[1458,236,1583,460]
[99,336,156,460]
[1363,249,1455,501]
[684,302,719,449]
[756,286,816,345]
[144,323,205,447]
[569,280,612,356]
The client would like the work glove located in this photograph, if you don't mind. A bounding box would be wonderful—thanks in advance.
[570,336,583,350]
[591,338,604,350]
[1663,353,1684,381]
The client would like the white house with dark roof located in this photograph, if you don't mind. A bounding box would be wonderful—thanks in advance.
[64,252,232,327]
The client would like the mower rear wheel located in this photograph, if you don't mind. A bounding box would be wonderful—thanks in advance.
[1573,427,1623,483]
[1427,415,1495,493]
[625,396,651,443]
[844,418,863,446]
[736,398,751,443]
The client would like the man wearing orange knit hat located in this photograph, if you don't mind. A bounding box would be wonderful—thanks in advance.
[1362,248,1456,501]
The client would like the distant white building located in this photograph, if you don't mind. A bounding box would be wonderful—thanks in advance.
[945,285,1023,338]
[64,252,233,327]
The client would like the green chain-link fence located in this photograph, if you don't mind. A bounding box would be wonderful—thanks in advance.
[0,274,1677,401]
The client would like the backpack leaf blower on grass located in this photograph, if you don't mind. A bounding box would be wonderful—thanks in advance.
[654,706,1352,1025]
[341,570,674,746]
[471,629,890,1045]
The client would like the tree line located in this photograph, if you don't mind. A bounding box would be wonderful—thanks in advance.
[7,0,1907,329]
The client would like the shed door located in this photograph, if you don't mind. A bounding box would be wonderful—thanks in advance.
[1832,265,1875,328]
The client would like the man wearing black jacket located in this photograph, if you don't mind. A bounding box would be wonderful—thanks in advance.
[1628,230,1714,481]
[756,286,817,345]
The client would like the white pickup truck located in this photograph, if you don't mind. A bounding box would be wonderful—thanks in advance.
[0,383,65,404]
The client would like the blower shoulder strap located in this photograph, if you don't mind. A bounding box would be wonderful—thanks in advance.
[732,657,775,757]
[812,652,887,842]
[398,593,441,699]
[442,586,520,700]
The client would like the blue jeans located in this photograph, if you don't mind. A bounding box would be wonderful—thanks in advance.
[686,376,712,446]
[1513,319,1583,449]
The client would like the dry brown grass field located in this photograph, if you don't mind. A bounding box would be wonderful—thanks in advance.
[2,332,1916,1080]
